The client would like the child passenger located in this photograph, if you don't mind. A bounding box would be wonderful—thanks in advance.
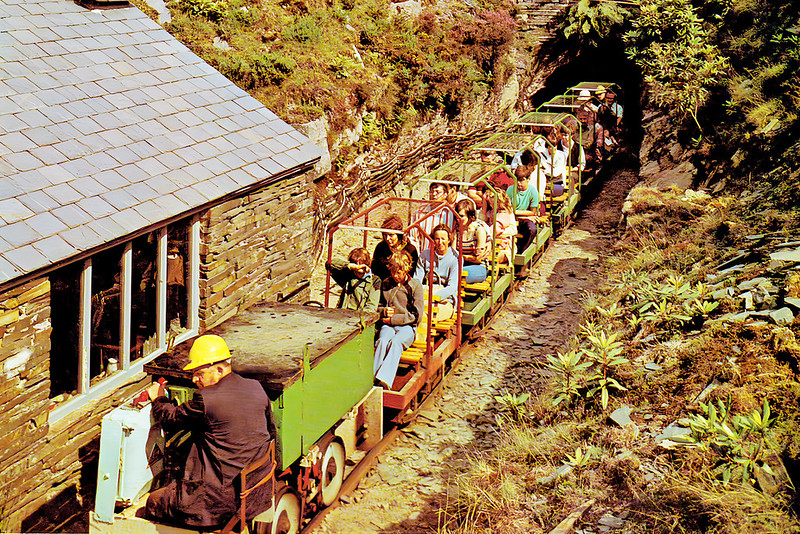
[374,251,424,390]
[325,247,381,314]
[455,199,491,284]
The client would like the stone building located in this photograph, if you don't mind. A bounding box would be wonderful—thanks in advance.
[0,1,322,531]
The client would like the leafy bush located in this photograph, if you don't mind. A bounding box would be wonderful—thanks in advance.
[624,0,729,128]
[283,15,323,42]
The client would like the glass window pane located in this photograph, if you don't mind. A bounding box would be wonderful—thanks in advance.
[131,233,158,360]
[166,220,190,341]
[91,246,123,384]
[50,263,82,404]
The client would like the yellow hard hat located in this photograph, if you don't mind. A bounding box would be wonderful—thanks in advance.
[184,334,231,370]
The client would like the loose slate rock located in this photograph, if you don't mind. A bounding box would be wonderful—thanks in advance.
[769,307,795,326]
[769,248,800,262]
[609,405,634,428]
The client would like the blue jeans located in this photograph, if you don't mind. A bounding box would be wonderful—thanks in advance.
[374,324,416,388]
[464,263,488,283]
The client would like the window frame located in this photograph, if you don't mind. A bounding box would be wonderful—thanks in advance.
[49,215,200,423]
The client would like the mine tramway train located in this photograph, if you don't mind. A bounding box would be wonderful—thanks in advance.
[89,81,621,534]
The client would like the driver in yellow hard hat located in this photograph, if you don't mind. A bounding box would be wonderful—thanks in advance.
[144,335,276,528]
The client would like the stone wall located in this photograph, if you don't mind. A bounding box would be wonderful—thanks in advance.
[200,171,314,330]
[0,278,151,533]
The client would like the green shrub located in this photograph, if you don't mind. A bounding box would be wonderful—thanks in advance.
[283,15,323,42]
[180,0,228,21]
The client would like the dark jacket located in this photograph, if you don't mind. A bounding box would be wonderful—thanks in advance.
[149,372,275,527]
[371,240,419,283]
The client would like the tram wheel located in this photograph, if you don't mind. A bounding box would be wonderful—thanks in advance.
[270,488,301,534]
[320,440,345,506]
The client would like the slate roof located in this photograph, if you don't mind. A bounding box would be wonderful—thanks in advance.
[0,0,323,287]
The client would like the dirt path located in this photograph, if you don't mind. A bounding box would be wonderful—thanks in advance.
[314,159,640,533]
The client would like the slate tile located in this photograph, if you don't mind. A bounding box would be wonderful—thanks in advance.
[31,234,77,263]
[154,151,184,170]
[10,169,50,191]
[228,168,254,187]
[164,168,194,188]
[38,164,74,186]
[61,98,95,120]
[176,186,207,207]
[8,92,46,113]
[26,211,69,236]
[202,155,234,177]
[154,113,184,132]
[0,236,10,255]
[187,183,216,203]
[207,136,236,154]
[136,157,168,176]
[208,174,237,193]
[235,95,261,112]
[71,116,104,136]
[146,134,180,152]
[106,145,139,166]
[119,123,150,143]
[78,195,116,219]
[103,92,136,110]
[71,176,109,196]
[215,117,238,132]
[14,108,50,129]
[174,110,203,128]
[94,169,129,190]
[60,158,99,180]
[60,225,103,251]
[129,138,163,161]
[93,112,127,131]
[4,151,43,172]
[138,119,170,137]
[0,255,24,282]
[257,158,284,176]
[0,220,41,247]
[117,163,150,184]
[87,217,125,242]
[37,40,69,57]
[52,203,93,227]
[39,104,76,124]
[4,244,49,271]
[83,152,118,173]
[30,144,68,165]
[183,124,213,143]
[0,113,26,134]
[96,128,133,147]
[152,194,189,214]
[243,162,270,181]
[123,182,158,202]
[101,188,137,210]
[23,126,61,147]
[44,183,82,204]
[0,197,34,224]
[17,190,60,212]
[271,151,297,170]
[110,207,149,233]
[174,146,202,165]
[81,132,116,152]
[185,161,216,183]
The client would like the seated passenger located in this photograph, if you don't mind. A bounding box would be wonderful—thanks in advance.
[596,86,622,148]
[533,137,567,196]
[372,215,419,283]
[144,335,275,528]
[374,251,424,389]
[507,164,540,254]
[576,89,603,169]
[325,247,380,314]
[482,191,517,264]
[409,182,457,249]
[416,223,459,321]
[455,199,491,284]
